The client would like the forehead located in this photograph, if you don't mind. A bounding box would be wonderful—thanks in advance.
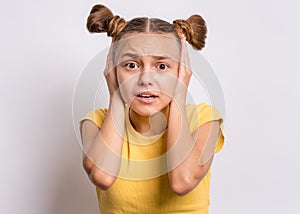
[114,33,181,63]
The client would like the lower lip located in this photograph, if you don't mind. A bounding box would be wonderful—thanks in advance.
[136,96,158,104]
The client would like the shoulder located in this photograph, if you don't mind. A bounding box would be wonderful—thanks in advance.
[79,108,108,129]
[186,102,225,153]
[187,102,223,128]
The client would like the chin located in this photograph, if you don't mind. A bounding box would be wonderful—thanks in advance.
[129,100,170,117]
[130,105,158,117]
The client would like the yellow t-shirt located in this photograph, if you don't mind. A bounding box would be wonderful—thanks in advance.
[80,103,225,214]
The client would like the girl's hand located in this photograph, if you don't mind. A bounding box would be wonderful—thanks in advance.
[104,42,119,99]
[174,36,192,102]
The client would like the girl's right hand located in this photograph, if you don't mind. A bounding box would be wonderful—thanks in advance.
[104,42,119,99]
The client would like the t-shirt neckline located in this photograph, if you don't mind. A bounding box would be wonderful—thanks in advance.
[124,106,167,146]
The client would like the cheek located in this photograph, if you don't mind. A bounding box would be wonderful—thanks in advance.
[117,70,140,104]
[157,73,178,97]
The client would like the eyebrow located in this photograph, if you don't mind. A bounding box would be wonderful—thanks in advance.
[120,53,139,59]
[120,53,173,60]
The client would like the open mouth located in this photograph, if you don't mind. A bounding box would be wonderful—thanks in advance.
[136,91,159,98]
[135,91,159,103]
[136,94,158,98]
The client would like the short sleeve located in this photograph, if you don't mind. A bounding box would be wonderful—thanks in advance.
[79,108,108,131]
[187,103,226,154]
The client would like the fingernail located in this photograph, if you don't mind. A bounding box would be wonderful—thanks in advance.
[181,35,186,41]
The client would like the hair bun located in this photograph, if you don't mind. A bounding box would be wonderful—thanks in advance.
[173,19,193,43]
[107,15,127,38]
[173,15,207,50]
[86,4,127,38]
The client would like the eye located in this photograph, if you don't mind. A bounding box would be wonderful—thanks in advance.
[124,62,139,70]
[157,63,169,71]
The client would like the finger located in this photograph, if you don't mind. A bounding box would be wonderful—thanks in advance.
[178,36,192,89]
[178,36,185,76]
[179,36,191,75]
[104,43,115,77]
[178,37,191,89]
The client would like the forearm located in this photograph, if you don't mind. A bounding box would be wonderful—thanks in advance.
[84,93,125,189]
[167,98,206,195]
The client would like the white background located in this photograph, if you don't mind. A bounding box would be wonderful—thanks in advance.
[1,0,299,213]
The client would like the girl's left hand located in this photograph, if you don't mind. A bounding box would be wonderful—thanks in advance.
[174,36,192,102]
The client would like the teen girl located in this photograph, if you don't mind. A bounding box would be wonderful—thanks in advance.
[80,4,225,214]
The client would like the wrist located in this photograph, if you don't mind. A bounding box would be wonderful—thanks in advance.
[109,90,124,108]
[172,93,187,107]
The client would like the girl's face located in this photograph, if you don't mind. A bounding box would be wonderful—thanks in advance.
[114,33,181,116]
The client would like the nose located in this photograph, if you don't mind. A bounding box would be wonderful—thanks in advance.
[138,69,155,87]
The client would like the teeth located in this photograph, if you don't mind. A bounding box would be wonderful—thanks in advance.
[138,94,156,98]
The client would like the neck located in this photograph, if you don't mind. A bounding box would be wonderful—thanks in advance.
[129,106,169,136]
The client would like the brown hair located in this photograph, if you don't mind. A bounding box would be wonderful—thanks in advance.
[86,4,207,50]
